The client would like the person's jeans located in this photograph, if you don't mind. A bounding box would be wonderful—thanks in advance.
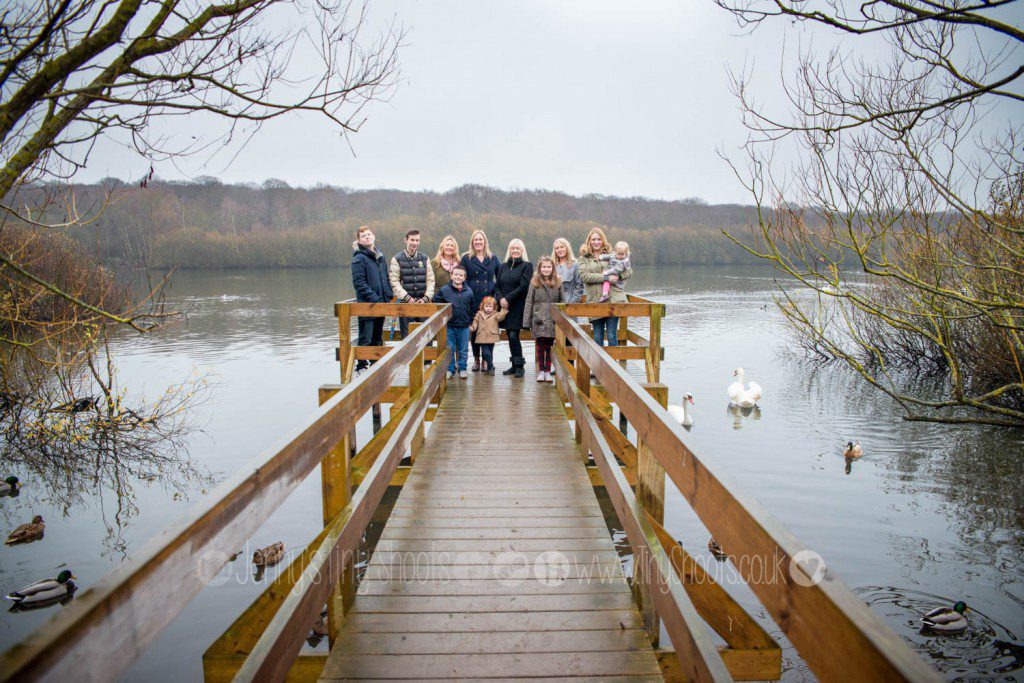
[399,316,425,338]
[356,316,385,369]
[592,316,619,347]
[479,343,494,370]
[446,326,470,373]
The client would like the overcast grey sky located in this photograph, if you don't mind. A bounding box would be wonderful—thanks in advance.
[81,2,821,203]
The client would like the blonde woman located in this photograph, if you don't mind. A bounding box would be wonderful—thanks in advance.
[432,234,460,291]
[578,226,631,347]
[494,238,533,377]
[461,229,501,371]
[552,237,583,304]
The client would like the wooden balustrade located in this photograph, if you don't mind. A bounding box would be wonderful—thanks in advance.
[552,306,941,683]
[0,305,452,683]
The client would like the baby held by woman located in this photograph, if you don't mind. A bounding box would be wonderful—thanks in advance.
[598,241,631,302]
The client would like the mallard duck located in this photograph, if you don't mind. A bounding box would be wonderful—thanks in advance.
[0,476,19,496]
[6,515,44,544]
[252,542,285,567]
[312,608,329,637]
[708,537,727,561]
[922,601,969,634]
[6,570,76,606]
[844,441,863,458]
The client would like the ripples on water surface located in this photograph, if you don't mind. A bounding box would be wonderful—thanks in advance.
[0,266,1020,681]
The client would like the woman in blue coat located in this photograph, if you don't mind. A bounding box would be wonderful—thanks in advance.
[460,229,501,372]
[351,225,393,371]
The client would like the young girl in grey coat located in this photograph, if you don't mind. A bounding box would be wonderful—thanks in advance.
[523,256,564,382]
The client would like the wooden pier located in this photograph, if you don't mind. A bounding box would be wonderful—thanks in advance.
[0,297,941,683]
[322,373,663,681]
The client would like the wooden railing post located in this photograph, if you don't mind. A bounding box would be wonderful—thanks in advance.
[316,386,354,644]
[433,324,447,404]
[636,382,669,644]
[574,352,591,454]
[408,346,425,463]
[336,302,358,457]
[646,302,664,383]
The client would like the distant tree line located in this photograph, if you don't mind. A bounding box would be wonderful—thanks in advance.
[37,180,768,268]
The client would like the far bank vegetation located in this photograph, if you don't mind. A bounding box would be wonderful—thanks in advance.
[26,181,767,268]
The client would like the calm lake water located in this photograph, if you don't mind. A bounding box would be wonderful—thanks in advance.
[1,266,1021,681]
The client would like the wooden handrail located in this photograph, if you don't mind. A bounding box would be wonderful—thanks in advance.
[552,307,940,682]
[554,350,732,682]
[0,305,452,683]
[233,354,449,681]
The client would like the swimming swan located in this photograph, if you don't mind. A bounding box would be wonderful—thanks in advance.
[728,368,762,408]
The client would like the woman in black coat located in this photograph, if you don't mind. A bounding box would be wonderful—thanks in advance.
[460,229,501,371]
[494,238,533,378]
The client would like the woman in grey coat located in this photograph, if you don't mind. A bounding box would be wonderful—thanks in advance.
[552,237,584,304]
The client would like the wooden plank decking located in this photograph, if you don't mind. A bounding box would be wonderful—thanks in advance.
[320,370,662,681]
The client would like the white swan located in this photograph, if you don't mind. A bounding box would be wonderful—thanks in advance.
[728,367,762,408]
[667,393,694,427]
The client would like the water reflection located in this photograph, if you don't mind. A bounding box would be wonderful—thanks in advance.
[726,403,762,430]
[1,344,214,555]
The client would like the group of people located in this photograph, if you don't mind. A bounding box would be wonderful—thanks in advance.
[350,225,632,381]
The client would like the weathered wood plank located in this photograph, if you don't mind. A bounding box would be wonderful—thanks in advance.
[359,564,625,582]
[381,516,609,528]
[370,538,619,552]
[356,578,630,596]
[321,652,662,679]
[333,630,652,655]
[367,550,622,566]
[338,611,645,633]
[349,593,641,614]
[387,508,606,519]
[378,527,612,540]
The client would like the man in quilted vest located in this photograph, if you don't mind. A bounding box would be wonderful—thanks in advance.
[389,229,435,339]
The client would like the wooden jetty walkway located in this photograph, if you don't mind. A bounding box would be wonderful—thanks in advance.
[0,297,941,683]
[322,372,662,680]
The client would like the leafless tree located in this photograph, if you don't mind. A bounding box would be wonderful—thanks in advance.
[717,0,1024,426]
[1,0,403,330]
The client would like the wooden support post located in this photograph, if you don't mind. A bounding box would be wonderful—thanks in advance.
[316,386,353,644]
[574,353,591,454]
[337,304,358,458]
[636,382,669,645]
[336,303,351,378]
[646,303,664,383]
[433,326,447,403]
[408,347,425,463]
